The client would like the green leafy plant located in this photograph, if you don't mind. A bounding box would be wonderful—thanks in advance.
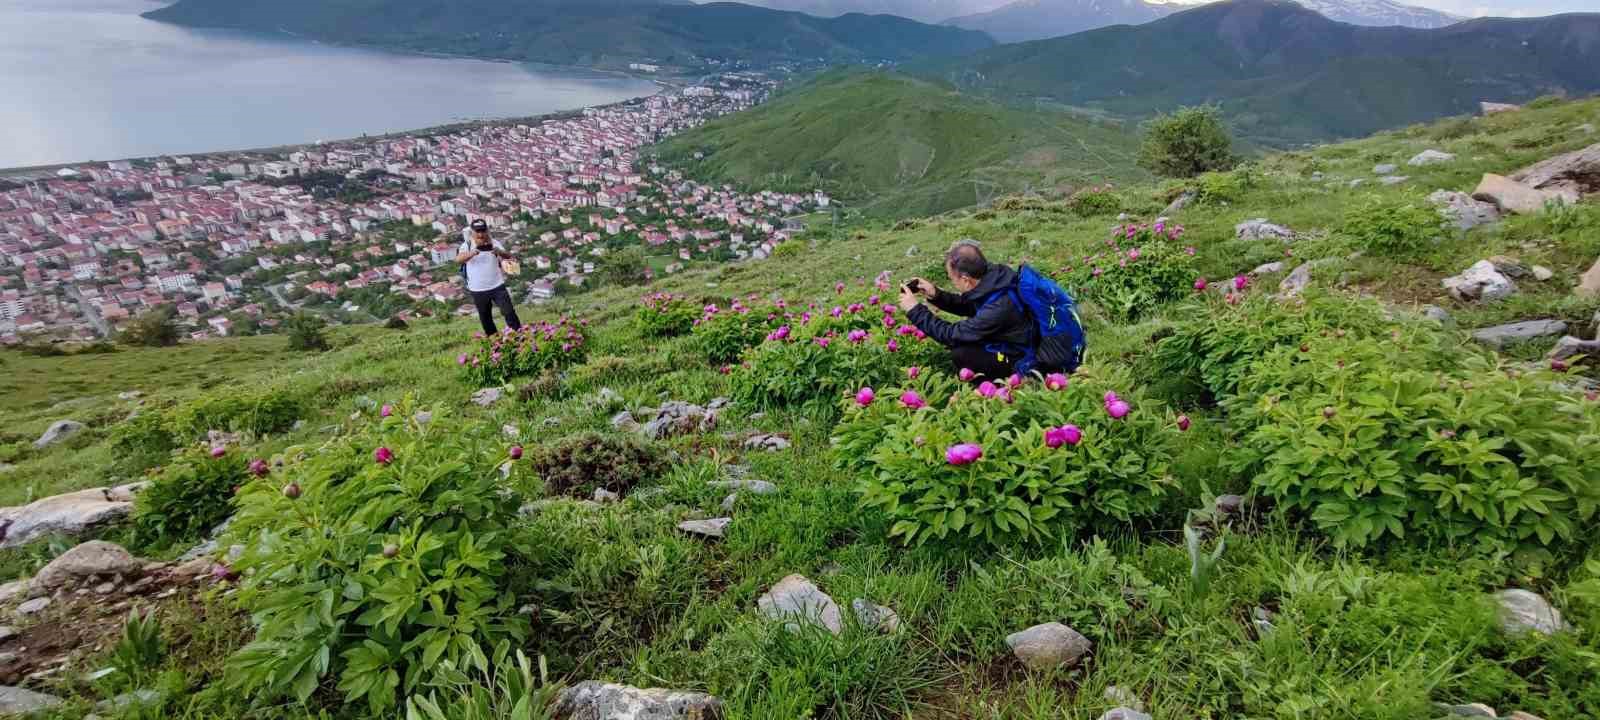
[1196,165,1257,204]
[1137,105,1237,178]
[733,307,945,415]
[129,446,245,552]
[530,432,667,498]
[285,311,332,352]
[404,648,558,720]
[1064,184,1122,217]
[1336,195,1440,257]
[110,411,180,472]
[634,292,699,339]
[1060,223,1196,321]
[836,370,1179,547]
[458,318,588,387]
[223,403,529,713]
[1183,519,1226,597]
[110,608,166,686]
[690,298,782,365]
[166,386,305,440]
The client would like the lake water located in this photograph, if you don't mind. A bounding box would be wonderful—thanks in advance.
[0,0,660,168]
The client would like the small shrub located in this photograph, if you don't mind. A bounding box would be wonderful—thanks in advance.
[634,292,698,338]
[1525,94,1566,109]
[1059,222,1196,321]
[1064,184,1122,217]
[531,432,667,498]
[168,387,304,439]
[130,446,246,552]
[1196,165,1258,204]
[836,371,1180,547]
[567,355,629,388]
[1336,196,1441,257]
[224,404,528,712]
[457,318,588,387]
[772,240,805,258]
[120,305,179,347]
[1429,116,1477,141]
[284,312,331,352]
[1137,105,1237,178]
[690,299,781,365]
[733,304,945,414]
[518,371,563,402]
[110,412,180,472]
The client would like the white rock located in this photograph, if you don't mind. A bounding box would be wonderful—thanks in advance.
[502,424,520,439]
[1471,320,1568,350]
[676,518,731,539]
[0,489,135,549]
[32,540,144,594]
[1473,174,1574,215]
[1531,266,1553,282]
[1509,141,1600,199]
[592,488,620,503]
[1495,589,1571,636]
[1379,175,1409,186]
[720,494,738,513]
[1442,260,1517,302]
[1103,686,1144,712]
[1235,219,1294,242]
[707,479,778,495]
[1421,305,1454,326]
[1098,709,1152,720]
[1408,150,1456,166]
[743,434,790,452]
[32,420,85,449]
[850,598,901,633]
[552,681,722,720]
[1428,190,1502,231]
[470,387,503,407]
[1250,262,1285,276]
[103,482,148,503]
[1005,622,1091,671]
[14,597,50,615]
[757,574,842,635]
[0,686,63,715]
[1576,256,1600,298]
[1373,163,1398,175]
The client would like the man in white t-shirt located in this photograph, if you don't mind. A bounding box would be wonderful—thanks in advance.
[456,218,522,334]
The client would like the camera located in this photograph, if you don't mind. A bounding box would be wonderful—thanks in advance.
[903,280,919,294]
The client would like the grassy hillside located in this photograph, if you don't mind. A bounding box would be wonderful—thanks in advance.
[654,70,1147,217]
[3,96,1600,719]
[141,0,995,69]
[919,0,1600,146]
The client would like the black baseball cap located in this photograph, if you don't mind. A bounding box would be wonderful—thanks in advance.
[470,219,489,232]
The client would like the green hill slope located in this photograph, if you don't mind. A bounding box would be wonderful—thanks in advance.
[141,0,995,69]
[919,0,1600,146]
[653,70,1147,217]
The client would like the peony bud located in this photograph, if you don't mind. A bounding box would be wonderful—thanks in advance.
[1177,415,1191,432]
[900,390,926,410]
[855,387,876,407]
[248,459,269,477]
[977,381,999,399]
[382,544,399,559]
[958,368,976,382]
[380,404,393,418]
[210,446,226,459]
[945,443,983,466]
[1106,400,1131,419]
[1044,373,1069,390]
[282,482,301,499]
[374,446,394,465]
[1194,277,1208,291]
[906,366,921,380]
[1323,406,1337,419]
[509,445,523,460]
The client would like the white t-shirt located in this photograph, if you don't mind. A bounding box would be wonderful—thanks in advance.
[460,239,507,292]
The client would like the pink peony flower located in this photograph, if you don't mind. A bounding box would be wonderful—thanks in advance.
[248,459,269,477]
[380,404,393,418]
[959,368,976,382]
[815,337,831,348]
[1177,415,1191,432]
[976,381,999,398]
[210,446,226,459]
[835,282,846,295]
[907,366,921,379]
[1194,277,1208,291]
[886,339,900,353]
[1045,373,1069,390]
[374,447,394,465]
[1007,374,1023,389]
[1128,248,1141,261]
[855,387,876,407]
[457,354,468,365]
[883,315,897,328]
[945,443,983,466]
[1233,275,1250,292]
[847,329,868,344]
[211,563,239,582]
[831,306,844,318]
[509,445,523,460]
[1044,426,1077,449]
[1104,391,1121,405]
[900,390,926,409]
[1060,425,1083,446]
[1092,267,1103,277]
[1106,400,1131,419]
[1185,246,1196,256]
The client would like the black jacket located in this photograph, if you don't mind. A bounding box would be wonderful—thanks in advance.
[907,264,1032,350]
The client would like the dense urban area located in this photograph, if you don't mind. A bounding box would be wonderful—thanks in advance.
[0,74,831,345]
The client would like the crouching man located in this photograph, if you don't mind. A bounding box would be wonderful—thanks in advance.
[898,239,1034,381]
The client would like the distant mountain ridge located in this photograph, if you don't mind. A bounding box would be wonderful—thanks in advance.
[141,0,995,69]
[947,0,1459,42]
[710,0,1010,24]
[920,0,1600,145]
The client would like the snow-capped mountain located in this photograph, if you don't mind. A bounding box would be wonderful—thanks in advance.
[946,0,1461,42]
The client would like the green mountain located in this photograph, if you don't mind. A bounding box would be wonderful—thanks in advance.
[919,0,1600,145]
[653,70,1145,217]
[141,0,996,68]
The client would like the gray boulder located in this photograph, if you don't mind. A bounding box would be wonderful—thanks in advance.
[1442,260,1517,302]
[1487,255,1530,279]
[757,574,842,635]
[1471,320,1568,350]
[1550,336,1600,364]
[676,518,730,539]
[15,597,50,615]
[31,540,144,595]
[1495,589,1571,637]
[1578,256,1600,298]
[743,434,790,452]
[1421,305,1454,326]
[850,598,901,633]
[1428,190,1502,231]
[552,681,721,720]
[1373,163,1398,175]
[1005,622,1091,671]
[1408,149,1456,166]
[0,488,135,549]
[1378,175,1409,186]
[32,420,85,449]
[470,387,503,407]
[707,480,777,495]
[0,686,63,715]
[1509,141,1600,199]
[1250,262,1285,276]
[1163,191,1196,216]
[1473,173,1575,215]
[1235,219,1294,242]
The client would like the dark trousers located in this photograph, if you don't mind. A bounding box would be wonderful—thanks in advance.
[471,285,522,335]
[950,344,1018,383]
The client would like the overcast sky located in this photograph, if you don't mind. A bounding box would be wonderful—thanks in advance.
[1402,0,1597,17]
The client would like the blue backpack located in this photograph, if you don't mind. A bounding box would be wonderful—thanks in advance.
[987,264,1087,375]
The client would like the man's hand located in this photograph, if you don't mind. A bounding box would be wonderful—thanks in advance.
[910,277,936,299]
[897,287,919,313]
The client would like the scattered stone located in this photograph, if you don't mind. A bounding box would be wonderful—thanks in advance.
[1531,265,1554,282]
[1495,589,1571,636]
[1471,320,1568,349]
[1508,712,1546,720]
[1549,336,1600,364]
[0,627,12,643]
[1481,101,1520,114]
[1487,255,1530,279]
[1098,709,1151,720]
[1278,260,1337,297]
[1409,149,1456,166]
[96,689,163,713]
[1421,305,1454,326]
[757,574,843,635]
[1252,606,1277,637]
[470,387,503,407]
[15,597,51,615]
[117,390,143,400]
[1577,256,1600,298]
[502,424,520,439]
[1442,260,1517,302]
[707,397,731,411]
[593,488,620,503]
[1472,173,1573,215]
[1163,191,1196,216]
[1428,190,1502,231]
[676,518,731,539]
[743,434,790,452]
[1373,163,1398,175]
[1103,686,1144,712]
[1441,703,1498,717]
[638,401,717,440]
[0,465,12,475]
[1005,622,1091,671]
[1214,494,1246,517]
[0,489,136,550]
[552,681,722,720]
[0,582,27,605]
[850,598,900,633]
[720,494,738,513]
[1235,218,1294,242]
[1250,262,1285,276]
[0,686,64,714]
[1349,179,1366,188]
[1509,141,1600,198]
[543,417,561,428]
[32,420,85,450]
[1378,175,1409,186]
[905,245,919,257]
[595,387,623,408]
[707,479,777,495]
[93,581,116,595]
[31,541,144,595]
[413,410,433,426]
